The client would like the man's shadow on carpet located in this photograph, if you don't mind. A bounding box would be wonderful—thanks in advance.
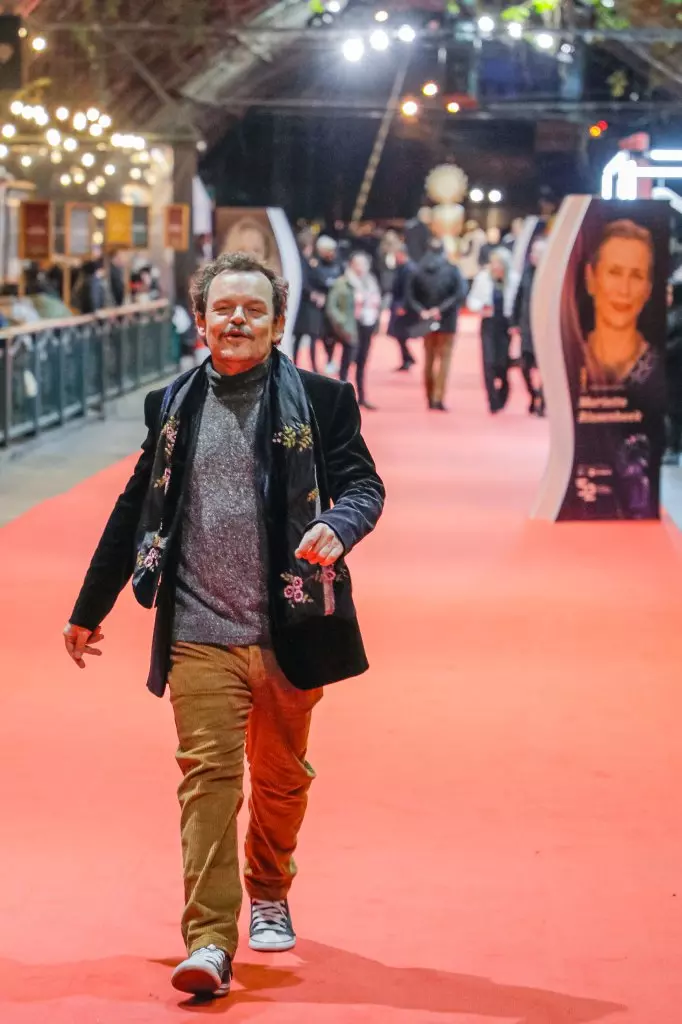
[156,938,625,1022]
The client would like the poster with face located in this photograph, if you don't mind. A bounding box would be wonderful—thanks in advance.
[213,207,301,357]
[532,198,669,521]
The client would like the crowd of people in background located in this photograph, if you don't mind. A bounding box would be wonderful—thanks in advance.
[292,194,556,416]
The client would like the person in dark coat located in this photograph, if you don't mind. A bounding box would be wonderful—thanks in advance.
[73,260,106,314]
[315,235,344,371]
[292,236,327,369]
[387,244,417,371]
[404,206,433,263]
[63,251,384,1001]
[664,280,682,465]
[109,250,126,307]
[512,237,546,415]
[406,238,466,410]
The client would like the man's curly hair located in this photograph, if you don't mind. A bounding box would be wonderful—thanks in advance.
[190,251,289,321]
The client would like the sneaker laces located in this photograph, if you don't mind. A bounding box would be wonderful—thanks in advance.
[251,899,291,935]
[197,945,227,974]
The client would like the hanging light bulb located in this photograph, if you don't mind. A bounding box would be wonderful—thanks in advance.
[2,124,16,138]
[104,163,115,175]
[20,154,32,167]
[10,100,23,116]
[34,109,49,127]
[46,128,61,147]
[21,106,33,120]
[93,206,106,219]
[56,106,69,121]
[86,107,100,122]
[73,112,87,131]
[60,173,71,186]
[63,136,77,151]
[93,230,104,246]
[95,175,105,188]
[98,114,112,129]
[81,152,95,167]
[86,181,99,195]
[89,123,103,137]
[73,168,85,184]
[50,150,63,164]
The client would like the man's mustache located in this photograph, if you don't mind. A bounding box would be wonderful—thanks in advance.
[222,326,253,339]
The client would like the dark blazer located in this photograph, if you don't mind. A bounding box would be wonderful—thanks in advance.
[70,363,385,696]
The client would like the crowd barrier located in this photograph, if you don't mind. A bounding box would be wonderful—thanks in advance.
[0,300,176,447]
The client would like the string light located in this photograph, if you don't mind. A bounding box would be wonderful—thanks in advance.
[60,174,71,186]
[21,106,34,120]
[50,150,62,164]
[86,107,100,122]
[130,167,142,179]
[2,124,16,138]
[89,123,103,137]
[98,114,112,128]
[104,163,115,175]
[10,100,23,116]
[86,181,99,195]
[46,128,61,147]
[56,107,69,121]
[93,206,106,219]
[93,230,104,245]
[81,152,95,167]
[20,155,32,167]
[34,108,49,127]
[342,37,364,62]
[63,137,77,151]
[73,112,87,131]
[369,29,390,51]
[95,175,106,188]
[73,168,85,184]
[397,24,416,43]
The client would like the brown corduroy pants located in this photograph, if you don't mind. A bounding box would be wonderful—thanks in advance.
[168,642,323,957]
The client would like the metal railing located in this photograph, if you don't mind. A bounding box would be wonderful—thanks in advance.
[0,299,176,447]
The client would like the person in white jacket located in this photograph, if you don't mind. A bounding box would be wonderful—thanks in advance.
[467,249,519,413]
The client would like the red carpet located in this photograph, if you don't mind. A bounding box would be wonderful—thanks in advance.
[2,317,682,1022]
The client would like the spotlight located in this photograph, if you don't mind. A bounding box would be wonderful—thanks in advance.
[31,36,47,52]
[63,137,77,151]
[60,173,71,186]
[104,163,115,175]
[488,189,502,203]
[446,100,460,114]
[81,152,95,167]
[507,22,523,39]
[370,29,390,51]
[342,37,364,62]
[397,24,416,43]
[20,154,32,167]
[1,124,15,138]
[469,188,484,203]
[50,150,62,164]
[86,107,100,122]
[422,81,439,97]
[10,100,23,116]
[375,10,389,21]
[46,128,61,146]
[73,111,87,131]
[56,106,69,121]
[477,15,495,34]
[401,99,419,117]
[535,32,554,49]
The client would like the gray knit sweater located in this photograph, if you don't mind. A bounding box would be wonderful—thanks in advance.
[173,359,271,648]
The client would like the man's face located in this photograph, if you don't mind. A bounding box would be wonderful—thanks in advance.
[586,238,652,332]
[487,227,501,245]
[318,246,337,264]
[197,270,283,374]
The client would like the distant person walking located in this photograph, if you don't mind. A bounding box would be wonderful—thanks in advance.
[468,248,518,413]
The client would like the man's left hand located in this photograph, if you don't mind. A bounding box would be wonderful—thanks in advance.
[296,523,343,566]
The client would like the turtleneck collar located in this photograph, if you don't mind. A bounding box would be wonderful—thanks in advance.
[205,356,270,394]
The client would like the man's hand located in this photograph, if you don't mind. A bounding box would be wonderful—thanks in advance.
[63,623,104,669]
[295,523,343,566]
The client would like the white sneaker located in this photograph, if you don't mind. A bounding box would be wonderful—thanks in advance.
[171,944,231,998]
[249,898,297,951]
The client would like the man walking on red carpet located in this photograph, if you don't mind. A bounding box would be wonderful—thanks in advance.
[63,252,384,1000]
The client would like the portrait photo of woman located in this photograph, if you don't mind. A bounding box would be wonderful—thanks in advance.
[583,219,658,388]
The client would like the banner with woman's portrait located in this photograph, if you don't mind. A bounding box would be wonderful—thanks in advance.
[532,197,669,521]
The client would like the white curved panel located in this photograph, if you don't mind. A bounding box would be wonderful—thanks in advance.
[267,207,301,358]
